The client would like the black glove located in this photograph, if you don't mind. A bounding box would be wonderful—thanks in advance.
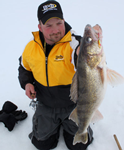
[0,101,28,131]
[0,111,16,131]
[2,101,17,113]
[12,110,27,121]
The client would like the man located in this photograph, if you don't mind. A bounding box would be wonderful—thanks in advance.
[18,1,93,150]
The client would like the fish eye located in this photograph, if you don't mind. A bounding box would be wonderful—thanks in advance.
[86,37,92,43]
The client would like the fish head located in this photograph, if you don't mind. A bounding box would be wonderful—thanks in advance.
[79,24,103,68]
[83,24,102,55]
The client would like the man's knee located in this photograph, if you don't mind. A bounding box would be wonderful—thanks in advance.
[63,126,93,150]
[31,132,59,150]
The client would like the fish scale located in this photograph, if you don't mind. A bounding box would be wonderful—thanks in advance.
[69,24,124,145]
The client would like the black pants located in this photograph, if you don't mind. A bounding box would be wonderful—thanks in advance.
[31,126,93,150]
[30,103,93,150]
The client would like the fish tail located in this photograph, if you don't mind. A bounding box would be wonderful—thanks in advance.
[73,132,88,145]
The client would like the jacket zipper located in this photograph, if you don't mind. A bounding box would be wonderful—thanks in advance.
[44,41,49,87]
[45,57,49,86]
[34,40,49,86]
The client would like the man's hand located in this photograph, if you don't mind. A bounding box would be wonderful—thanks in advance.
[25,83,36,99]
[76,46,80,56]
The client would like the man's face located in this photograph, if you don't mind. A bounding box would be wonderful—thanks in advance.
[38,18,65,45]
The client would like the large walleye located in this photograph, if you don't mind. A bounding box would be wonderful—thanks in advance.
[69,24,124,145]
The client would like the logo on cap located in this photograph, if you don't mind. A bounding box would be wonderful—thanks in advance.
[42,4,57,14]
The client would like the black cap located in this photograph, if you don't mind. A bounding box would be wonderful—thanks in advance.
[37,0,63,24]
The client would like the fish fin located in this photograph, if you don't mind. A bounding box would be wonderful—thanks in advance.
[99,67,104,84]
[73,131,88,145]
[70,72,78,103]
[69,107,78,126]
[97,50,106,69]
[107,68,124,86]
[91,109,103,123]
[98,52,106,84]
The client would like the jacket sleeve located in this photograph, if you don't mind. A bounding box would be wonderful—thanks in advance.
[73,34,82,68]
[18,56,35,90]
[71,32,82,69]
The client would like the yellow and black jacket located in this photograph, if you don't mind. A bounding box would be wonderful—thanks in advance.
[18,22,81,108]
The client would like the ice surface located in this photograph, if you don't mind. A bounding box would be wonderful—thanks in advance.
[0,0,124,150]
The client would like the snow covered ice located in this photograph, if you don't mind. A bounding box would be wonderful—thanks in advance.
[0,0,124,150]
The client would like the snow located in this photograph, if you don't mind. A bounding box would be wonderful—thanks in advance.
[0,0,124,150]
